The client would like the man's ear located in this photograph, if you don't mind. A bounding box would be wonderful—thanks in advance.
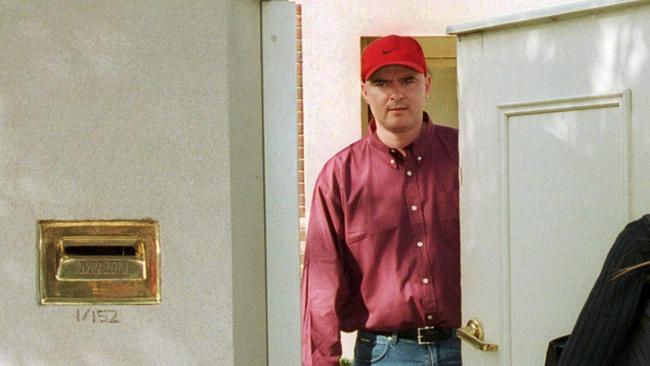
[361,82,369,103]
[424,74,432,98]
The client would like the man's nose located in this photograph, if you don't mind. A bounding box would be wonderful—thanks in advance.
[389,85,405,99]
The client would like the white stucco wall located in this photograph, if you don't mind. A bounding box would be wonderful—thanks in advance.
[0,1,265,365]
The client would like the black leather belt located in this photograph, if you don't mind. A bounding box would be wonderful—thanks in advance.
[362,326,454,345]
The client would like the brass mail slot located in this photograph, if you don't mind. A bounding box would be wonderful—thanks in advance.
[57,236,146,281]
[39,220,160,305]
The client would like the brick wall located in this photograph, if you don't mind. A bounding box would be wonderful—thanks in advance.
[296,4,306,262]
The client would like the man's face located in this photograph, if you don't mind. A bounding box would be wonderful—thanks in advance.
[362,65,431,135]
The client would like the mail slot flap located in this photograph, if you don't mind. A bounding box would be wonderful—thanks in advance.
[56,236,147,281]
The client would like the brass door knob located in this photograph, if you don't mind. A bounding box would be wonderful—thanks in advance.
[457,318,498,352]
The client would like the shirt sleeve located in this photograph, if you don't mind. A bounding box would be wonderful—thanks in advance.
[558,222,649,366]
[301,167,350,366]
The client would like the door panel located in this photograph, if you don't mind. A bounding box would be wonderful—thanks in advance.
[460,91,631,365]
[507,95,630,364]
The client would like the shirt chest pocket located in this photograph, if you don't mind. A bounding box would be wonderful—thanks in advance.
[345,199,403,246]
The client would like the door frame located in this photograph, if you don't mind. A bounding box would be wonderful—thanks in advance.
[262,2,301,365]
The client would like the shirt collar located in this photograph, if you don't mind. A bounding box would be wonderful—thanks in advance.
[367,112,434,166]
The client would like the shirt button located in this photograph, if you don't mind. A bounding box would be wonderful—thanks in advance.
[427,315,433,320]
[417,241,424,247]
[406,170,413,176]
[417,156,423,161]
[422,278,429,284]
[390,159,395,164]
[410,205,418,211]
[390,148,396,153]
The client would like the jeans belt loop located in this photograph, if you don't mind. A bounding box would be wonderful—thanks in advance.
[391,331,399,344]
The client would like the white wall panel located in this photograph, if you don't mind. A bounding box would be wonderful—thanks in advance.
[0,1,264,365]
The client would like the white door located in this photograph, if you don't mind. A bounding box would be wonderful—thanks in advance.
[451,2,650,365]
[460,92,631,365]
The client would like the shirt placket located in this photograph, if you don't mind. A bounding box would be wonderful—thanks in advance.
[402,151,436,324]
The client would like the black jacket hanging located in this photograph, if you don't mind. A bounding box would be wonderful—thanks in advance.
[557,214,650,366]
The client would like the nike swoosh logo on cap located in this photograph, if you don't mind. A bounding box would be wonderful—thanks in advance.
[382,47,399,55]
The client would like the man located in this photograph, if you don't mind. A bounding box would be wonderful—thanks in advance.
[301,35,461,366]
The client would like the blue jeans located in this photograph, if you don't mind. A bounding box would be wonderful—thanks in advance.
[352,330,462,366]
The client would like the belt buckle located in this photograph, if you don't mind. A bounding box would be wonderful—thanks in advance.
[417,326,437,345]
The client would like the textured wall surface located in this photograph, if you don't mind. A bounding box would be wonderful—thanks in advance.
[0,1,264,365]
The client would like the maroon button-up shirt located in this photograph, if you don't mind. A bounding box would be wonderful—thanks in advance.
[301,115,460,366]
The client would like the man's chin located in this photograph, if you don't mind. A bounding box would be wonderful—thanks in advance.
[383,119,417,133]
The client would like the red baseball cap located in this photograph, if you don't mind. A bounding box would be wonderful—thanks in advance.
[361,35,427,81]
